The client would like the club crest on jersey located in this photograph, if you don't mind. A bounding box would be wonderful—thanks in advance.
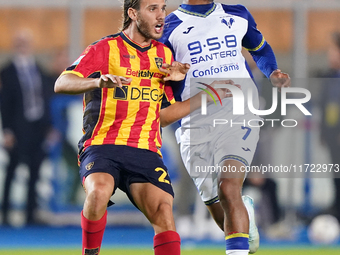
[85,162,94,171]
[154,57,163,69]
[221,18,235,29]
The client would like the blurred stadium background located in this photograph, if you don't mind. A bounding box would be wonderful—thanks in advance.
[0,0,340,253]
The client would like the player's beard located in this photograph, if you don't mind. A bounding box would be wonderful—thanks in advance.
[136,14,161,41]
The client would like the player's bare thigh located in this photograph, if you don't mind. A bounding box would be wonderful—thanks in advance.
[130,182,176,234]
[83,172,115,220]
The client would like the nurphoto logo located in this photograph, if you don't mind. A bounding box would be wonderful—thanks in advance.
[199,82,312,128]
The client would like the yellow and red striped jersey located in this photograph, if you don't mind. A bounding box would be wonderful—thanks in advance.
[61,32,175,156]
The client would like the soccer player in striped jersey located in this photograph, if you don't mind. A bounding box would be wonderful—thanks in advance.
[159,1,291,254]
[54,0,232,254]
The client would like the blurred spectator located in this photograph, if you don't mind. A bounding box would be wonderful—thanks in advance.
[46,48,82,205]
[0,29,52,225]
[319,31,340,221]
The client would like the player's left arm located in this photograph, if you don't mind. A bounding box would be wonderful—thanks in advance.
[269,69,291,90]
[160,80,236,127]
[242,6,291,89]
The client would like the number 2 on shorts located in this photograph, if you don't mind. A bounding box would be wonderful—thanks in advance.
[155,167,170,184]
[241,126,251,140]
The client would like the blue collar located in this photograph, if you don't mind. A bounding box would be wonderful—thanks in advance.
[178,3,216,17]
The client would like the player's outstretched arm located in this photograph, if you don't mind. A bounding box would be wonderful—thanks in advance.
[54,73,132,94]
[270,69,291,91]
[160,80,238,127]
[160,61,190,82]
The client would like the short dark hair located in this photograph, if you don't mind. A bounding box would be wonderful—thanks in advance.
[122,0,142,31]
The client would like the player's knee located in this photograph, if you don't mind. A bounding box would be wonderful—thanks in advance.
[157,202,173,219]
[152,202,175,230]
[86,184,112,212]
[218,179,242,203]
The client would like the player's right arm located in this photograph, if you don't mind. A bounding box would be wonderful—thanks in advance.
[54,73,131,95]
[54,39,132,95]
[239,5,291,90]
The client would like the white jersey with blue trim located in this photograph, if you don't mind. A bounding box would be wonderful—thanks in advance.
[161,3,263,132]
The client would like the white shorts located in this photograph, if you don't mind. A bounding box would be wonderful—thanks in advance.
[179,123,260,205]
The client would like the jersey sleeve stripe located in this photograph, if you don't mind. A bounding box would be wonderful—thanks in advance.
[244,36,265,52]
[61,70,84,78]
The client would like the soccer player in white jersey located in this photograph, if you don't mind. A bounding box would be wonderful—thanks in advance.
[159,1,291,255]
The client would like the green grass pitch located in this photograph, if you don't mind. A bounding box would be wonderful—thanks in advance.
[1,248,339,255]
